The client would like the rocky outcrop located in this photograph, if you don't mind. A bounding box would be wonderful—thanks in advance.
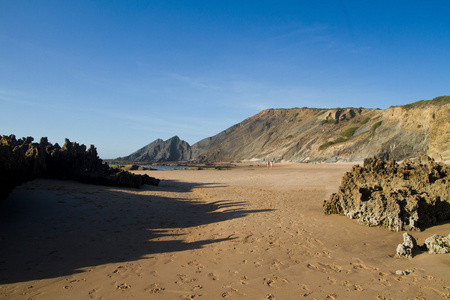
[117,136,192,162]
[0,135,160,201]
[396,233,450,257]
[425,234,450,254]
[0,135,46,201]
[323,156,450,231]
[396,233,417,258]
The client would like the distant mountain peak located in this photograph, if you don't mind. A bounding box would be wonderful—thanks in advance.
[116,136,192,162]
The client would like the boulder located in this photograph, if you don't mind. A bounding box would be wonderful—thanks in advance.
[424,234,450,254]
[396,233,417,258]
[323,156,450,231]
[395,233,450,257]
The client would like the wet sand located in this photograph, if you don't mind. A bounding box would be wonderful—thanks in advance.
[1,163,449,299]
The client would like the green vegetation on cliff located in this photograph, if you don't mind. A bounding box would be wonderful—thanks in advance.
[319,127,360,150]
[400,96,450,110]
[371,121,383,131]
[340,127,359,138]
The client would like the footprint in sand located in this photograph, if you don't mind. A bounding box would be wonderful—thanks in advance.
[222,291,231,298]
[176,274,198,285]
[192,285,203,291]
[264,276,288,288]
[88,288,102,299]
[108,265,125,277]
[307,262,345,274]
[270,259,284,271]
[222,287,245,298]
[239,275,249,285]
[327,277,365,291]
[350,262,379,272]
[186,260,205,273]
[327,276,338,284]
[313,250,331,258]
[68,278,86,284]
[116,283,131,290]
[184,294,201,299]
[145,283,165,294]
[320,262,345,273]
[300,284,312,297]
[208,272,219,281]
[264,278,276,287]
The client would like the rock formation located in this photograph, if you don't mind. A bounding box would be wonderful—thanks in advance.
[396,233,417,258]
[323,156,450,231]
[424,234,450,254]
[0,135,46,201]
[0,135,160,201]
[117,136,192,162]
[396,233,450,257]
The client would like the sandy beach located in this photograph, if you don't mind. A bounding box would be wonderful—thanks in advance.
[1,163,449,299]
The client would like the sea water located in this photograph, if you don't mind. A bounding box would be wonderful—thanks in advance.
[138,165,190,170]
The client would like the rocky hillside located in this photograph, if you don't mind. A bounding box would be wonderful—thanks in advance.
[192,96,450,163]
[118,96,449,163]
[117,136,192,162]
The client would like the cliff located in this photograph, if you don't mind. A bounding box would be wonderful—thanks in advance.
[191,96,450,163]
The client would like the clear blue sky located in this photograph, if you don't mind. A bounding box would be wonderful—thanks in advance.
[1,1,449,158]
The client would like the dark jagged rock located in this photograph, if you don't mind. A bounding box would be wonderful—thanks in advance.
[0,135,160,201]
[323,156,450,231]
[0,135,46,200]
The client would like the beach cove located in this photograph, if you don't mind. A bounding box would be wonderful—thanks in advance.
[1,163,449,299]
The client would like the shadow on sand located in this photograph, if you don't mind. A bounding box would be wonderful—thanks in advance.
[0,178,273,284]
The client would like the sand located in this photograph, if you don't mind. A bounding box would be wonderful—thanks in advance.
[1,163,449,299]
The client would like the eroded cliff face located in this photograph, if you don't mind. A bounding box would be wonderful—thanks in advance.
[428,104,450,161]
[191,99,449,163]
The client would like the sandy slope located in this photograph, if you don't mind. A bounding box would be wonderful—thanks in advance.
[1,163,449,299]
